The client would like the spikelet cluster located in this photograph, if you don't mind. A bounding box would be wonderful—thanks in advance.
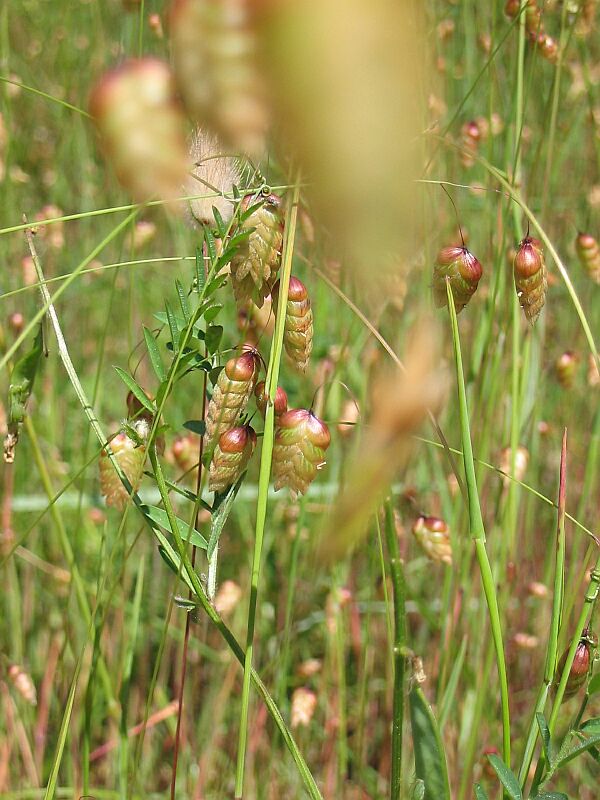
[412,515,452,565]
[254,381,288,417]
[432,246,483,313]
[209,425,257,493]
[170,0,268,158]
[89,59,188,203]
[575,232,600,284]
[514,236,547,323]
[231,193,284,308]
[504,1,557,62]
[273,409,331,498]
[273,277,313,373]
[205,348,261,446]
[99,432,145,511]
[555,351,579,389]
[8,664,37,706]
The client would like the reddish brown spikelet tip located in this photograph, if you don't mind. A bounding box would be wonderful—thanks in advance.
[412,515,452,564]
[433,246,483,312]
[225,349,260,381]
[504,0,520,18]
[287,275,309,302]
[577,232,597,250]
[464,120,481,141]
[514,237,543,278]
[272,409,331,496]
[254,380,288,417]
[219,425,257,453]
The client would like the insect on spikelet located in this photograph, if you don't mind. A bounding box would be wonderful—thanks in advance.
[272,276,314,373]
[208,425,257,493]
[272,408,331,498]
[513,235,547,323]
[575,232,600,284]
[254,380,288,417]
[99,431,146,511]
[412,515,452,565]
[432,246,483,313]
[230,193,284,308]
[205,347,261,446]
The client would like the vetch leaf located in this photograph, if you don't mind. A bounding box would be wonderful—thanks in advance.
[534,793,569,799]
[203,225,218,265]
[581,717,600,735]
[204,305,224,324]
[143,327,166,382]
[114,367,156,413]
[486,754,522,800]
[212,206,227,239]
[140,504,207,550]
[194,244,206,292]
[474,785,489,800]
[205,325,223,354]
[555,732,600,768]
[183,419,206,436]
[409,686,451,800]
[587,673,600,696]
[165,301,181,353]
[207,478,243,560]
[536,712,554,766]
[175,279,191,321]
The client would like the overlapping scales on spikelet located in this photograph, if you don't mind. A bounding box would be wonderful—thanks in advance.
[514,236,547,323]
[204,348,261,446]
[99,432,145,511]
[208,425,256,493]
[272,409,330,498]
[273,276,313,373]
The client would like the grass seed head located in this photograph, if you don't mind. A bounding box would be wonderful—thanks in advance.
[254,380,288,417]
[412,515,452,565]
[432,246,483,313]
[272,408,331,498]
[204,348,261,445]
[8,664,37,706]
[208,425,257,493]
[575,231,600,283]
[459,120,482,168]
[555,350,580,389]
[272,276,314,373]
[557,632,595,699]
[514,236,547,323]
[99,432,145,511]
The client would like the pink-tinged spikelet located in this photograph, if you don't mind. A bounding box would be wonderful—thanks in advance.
[459,120,482,168]
[272,409,331,498]
[254,380,288,417]
[412,515,452,564]
[208,425,257,493]
[272,276,314,373]
[99,432,145,511]
[556,629,597,699]
[576,232,600,284]
[432,246,483,313]
[513,236,547,323]
[555,351,580,389]
[205,347,261,445]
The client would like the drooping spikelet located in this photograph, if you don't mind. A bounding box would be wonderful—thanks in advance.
[8,664,37,706]
[272,276,314,373]
[171,433,199,482]
[99,432,146,511]
[170,0,269,158]
[254,380,288,417]
[555,351,580,389]
[412,515,452,565]
[89,59,188,203]
[432,246,483,313]
[272,409,331,498]
[230,193,284,308]
[556,629,597,699]
[575,232,600,284]
[513,236,547,323]
[533,32,558,63]
[205,347,261,446]
[208,425,257,493]
[459,120,482,168]
[185,128,242,228]
[504,0,542,35]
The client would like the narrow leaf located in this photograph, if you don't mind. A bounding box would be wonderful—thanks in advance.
[534,793,569,799]
[474,785,489,800]
[204,305,224,323]
[409,686,451,800]
[143,327,166,382]
[203,225,218,265]
[581,716,600,735]
[114,367,155,413]
[183,419,206,436]
[175,279,191,321]
[205,325,224,354]
[556,733,600,768]
[207,478,243,560]
[587,673,600,696]
[212,206,227,239]
[487,754,522,800]
[536,712,554,766]
[140,504,208,550]
[195,244,206,291]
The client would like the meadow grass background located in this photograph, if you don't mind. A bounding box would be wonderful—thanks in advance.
[1,1,600,798]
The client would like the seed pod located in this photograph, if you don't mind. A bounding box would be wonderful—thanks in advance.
[514,236,547,323]
[8,664,37,706]
[412,515,452,565]
[535,32,558,63]
[576,232,600,284]
[170,0,269,158]
[254,380,288,417]
[99,432,145,511]
[555,351,580,388]
[272,276,314,373]
[432,246,483,313]
[89,59,188,203]
[556,631,597,699]
[205,348,261,445]
[459,120,481,168]
[208,425,257,493]
[272,409,331,498]
[230,193,284,308]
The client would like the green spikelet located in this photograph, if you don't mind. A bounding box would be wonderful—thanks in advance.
[272,276,314,373]
[205,348,261,446]
[208,425,257,493]
[230,193,284,308]
[254,380,288,417]
[272,409,331,498]
[514,236,547,323]
[99,432,145,511]
[432,246,483,313]
[412,515,452,565]
[576,232,600,284]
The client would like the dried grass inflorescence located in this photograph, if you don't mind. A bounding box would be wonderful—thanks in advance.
[89,58,188,203]
[170,0,269,158]
[254,380,288,417]
[513,236,547,323]
[204,347,261,446]
[99,432,146,511]
[272,276,314,373]
[230,193,284,309]
[272,408,331,498]
[412,515,452,565]
[209,425,257,493]
[555,351,580,389]
[186,128,242,227]
[575,232,600,284]
[432,246,483,313]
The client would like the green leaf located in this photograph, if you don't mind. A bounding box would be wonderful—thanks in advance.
[114,368,156,413]
[183,419,206,436]
[486,755,522,800]
[209,366,224,386]
[411,780,425,800]
[173,595,198,612]
[212,206,227,239]
[555,732,600,768]
[581,716,600,735]
[143,327,166,382]
[157,545,178,574]
[205,325,224,354]
[409,686,451,800]
[203,225,218,265]
[8,323,44,425]
[165,301,181,354]
[140,504,207,550]
[194,244,206,292]
[205,275,228,295]
[207,478,243,560]
[204,305,224,323]
[534,793,569,799]
[175,279,191,321]
[536,712,554,766]
[474,785,489,800]
[587,672,600,696]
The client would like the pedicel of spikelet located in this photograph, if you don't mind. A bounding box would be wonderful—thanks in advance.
[272,409,331,498]
[254,380,288,418]
[99,431,146,511]
[459,120,481,168]
[575,232,600,284]
[209,425,257,493]
[514,236,547,323]
[204,346,261,446]
[556,629,597,699]
[7,664,37,706]
[272,276,314,373]
[555,351,580,388]
[412,515,452,565]
[432,245,483,313]
[230,193,284,309]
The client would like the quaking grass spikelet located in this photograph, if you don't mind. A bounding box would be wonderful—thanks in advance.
[230,193,284,308]
[555,351,579,389]
[412,515,452,565]
[505,0,542,34]
[272,408,331,498]
[209,425,257,493]
[459,120,482,168]
[432,246,483,313]
[272,276,314,373]
[514,236,547,323]
[254,380,288,417]
[99,432,146,511]
[205,347,261,446]
[575,232,600,283]
[556,629,597,699]
[8,664,37,706]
